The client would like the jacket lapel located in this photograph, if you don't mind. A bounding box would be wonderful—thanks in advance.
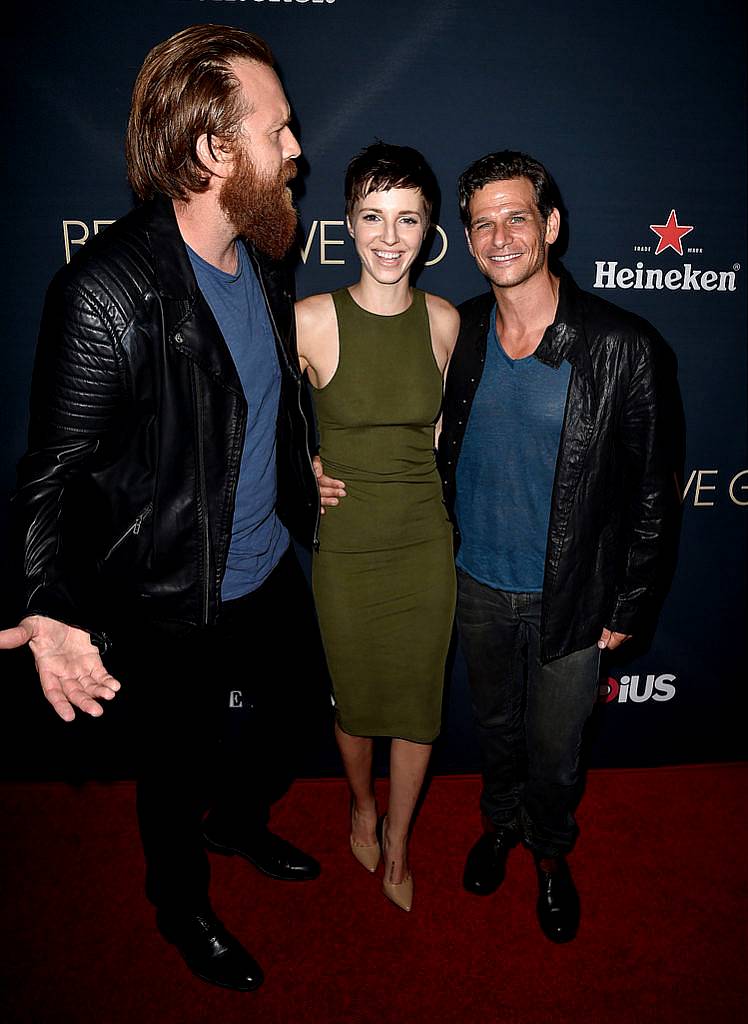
[247,247,298,378]
[146,196,243,394]
[538,274,596,526]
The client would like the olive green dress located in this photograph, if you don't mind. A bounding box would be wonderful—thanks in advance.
[311,287,456,743]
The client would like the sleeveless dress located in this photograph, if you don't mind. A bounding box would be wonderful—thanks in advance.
[311,287,456,743]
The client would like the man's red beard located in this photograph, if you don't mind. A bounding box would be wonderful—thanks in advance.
[219,146,298,261]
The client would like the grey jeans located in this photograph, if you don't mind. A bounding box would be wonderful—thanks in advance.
[456,568,601,856]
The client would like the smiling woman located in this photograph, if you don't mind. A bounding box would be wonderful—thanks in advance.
[295,142,459,913]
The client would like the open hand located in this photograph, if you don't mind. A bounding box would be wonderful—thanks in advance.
[0,615,121,722]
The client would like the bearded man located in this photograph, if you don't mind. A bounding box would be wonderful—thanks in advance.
[0,25,340,991]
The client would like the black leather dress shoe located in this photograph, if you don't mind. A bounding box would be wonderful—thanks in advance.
[156,909,264,991]
[463,830,517,895]
[203,823,321,881]
[534,856,580,943]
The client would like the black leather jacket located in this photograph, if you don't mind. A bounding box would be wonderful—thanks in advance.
[14,196,319,643]
[438,272,670,663]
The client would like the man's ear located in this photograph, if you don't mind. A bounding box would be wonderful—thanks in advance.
[545,207,561,245]
[195,133,233,180]
[464,226,475,258]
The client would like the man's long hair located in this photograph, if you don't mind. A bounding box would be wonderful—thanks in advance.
[126,24,273,201]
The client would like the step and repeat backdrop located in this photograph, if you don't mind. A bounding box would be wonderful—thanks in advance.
[3,0,745,776]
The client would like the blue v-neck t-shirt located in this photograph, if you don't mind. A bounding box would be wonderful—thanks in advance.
[187,242,289,600]
[455,306,571,593]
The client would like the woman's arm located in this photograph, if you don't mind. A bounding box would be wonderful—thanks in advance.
[294,292,339,389]
[425,293,460,377]
[294,293,346,510]
[425,293,460,445]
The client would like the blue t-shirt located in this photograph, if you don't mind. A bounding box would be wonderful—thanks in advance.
[455,305,571,592]
[187,242,289,600]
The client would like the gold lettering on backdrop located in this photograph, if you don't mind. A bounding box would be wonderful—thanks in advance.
[63,217,452,270]
[63,221,88,263]
[424,224,448,267]
[300,221,450,267]
[62,220,115,263]
[728,470,748,506]
[679,469,748,507]
[680,469,697,503]
[299,220,346,265]
[681,468,718,506]
[319,221,346,265]
[300,221,319,265]
[691,469,718,506]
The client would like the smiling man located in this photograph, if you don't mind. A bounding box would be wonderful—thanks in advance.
[439,151,670,942]
[0,25,341,991]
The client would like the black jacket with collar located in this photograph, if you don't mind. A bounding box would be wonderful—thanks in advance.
[14,196,319,643]
[438,271,670,663]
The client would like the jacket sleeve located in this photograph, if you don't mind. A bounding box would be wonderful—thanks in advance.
[13,274,127,639]
[608,334,671,634]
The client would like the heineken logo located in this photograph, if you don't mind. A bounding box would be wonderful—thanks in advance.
[649,210,693,256]
[594,261,739,292]
[593,209,740,293]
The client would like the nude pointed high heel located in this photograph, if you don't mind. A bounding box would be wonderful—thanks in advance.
[382,868,414,912]
[349,803,381,873]
[350,834,381,873]
[380,816,414,912]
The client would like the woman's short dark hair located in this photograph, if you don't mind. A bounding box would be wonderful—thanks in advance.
[457,151,559,226]
[126,24,274,201]
[344,142,439,223]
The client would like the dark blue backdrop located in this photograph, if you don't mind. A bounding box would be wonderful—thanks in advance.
[3,0,746,777]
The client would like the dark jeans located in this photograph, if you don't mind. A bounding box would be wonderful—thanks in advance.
[456,569,600,857]
[110,548,328,912]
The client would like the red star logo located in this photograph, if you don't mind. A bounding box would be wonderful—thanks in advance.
[649,210,694,256]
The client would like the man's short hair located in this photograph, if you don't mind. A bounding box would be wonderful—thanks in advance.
[126,24,274,201]
[457,151,559,227]
[344,142,439,224]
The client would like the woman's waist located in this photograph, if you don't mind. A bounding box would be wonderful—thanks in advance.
[317,454,441,486]
[316,481,452,553]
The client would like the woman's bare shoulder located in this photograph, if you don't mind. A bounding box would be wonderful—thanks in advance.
[424,292,460,331]
[295,291,337,321]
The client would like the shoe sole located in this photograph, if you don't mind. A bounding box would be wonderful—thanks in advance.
[540,931,577,944]
[203,834,320,882]
[462,882,503,896]
[462,870,505,896]
[190,965,264,991]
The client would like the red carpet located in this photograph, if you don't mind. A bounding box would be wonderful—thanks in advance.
[1,765,746,1024]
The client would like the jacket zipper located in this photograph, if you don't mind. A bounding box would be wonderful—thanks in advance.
[102,503,153,562]
[190,363,211,625]
[253,264,321,550]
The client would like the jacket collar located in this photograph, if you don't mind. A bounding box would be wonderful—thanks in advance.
[142,195,294,390]
[145,194,199,324]
[143,195,297,380]
[142,197,238,389]
[466,270,594,383]
[534,270,594,383]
